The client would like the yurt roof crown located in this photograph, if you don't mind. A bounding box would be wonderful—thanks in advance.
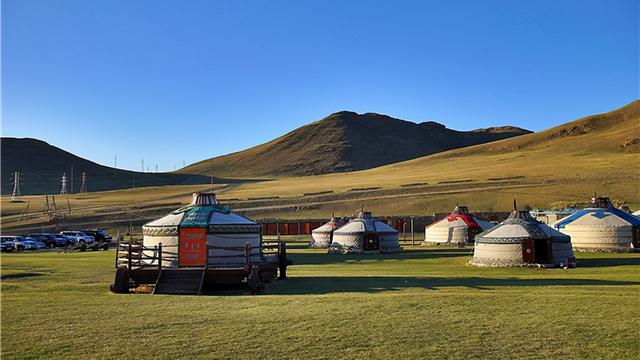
[451,206,469,214]
[587,196,612,209]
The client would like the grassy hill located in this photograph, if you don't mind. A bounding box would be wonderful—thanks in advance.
[179,111,530,177]
[1,101,637,233]
[208,100,640,213]
[0,138,216,195]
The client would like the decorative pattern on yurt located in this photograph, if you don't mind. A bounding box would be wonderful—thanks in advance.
[329,212,402,254]
[142,192,263,267]
[470,210,575,267]
[310,218,345,248]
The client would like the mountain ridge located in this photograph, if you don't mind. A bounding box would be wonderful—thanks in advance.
[178,111,531,177]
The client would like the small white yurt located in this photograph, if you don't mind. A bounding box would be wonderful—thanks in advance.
[329,212,402,254]
[553,197,640,252]
[310,218,344,248]
[142,192,262,267]
[423,206,493,245]
[470,210,575,267]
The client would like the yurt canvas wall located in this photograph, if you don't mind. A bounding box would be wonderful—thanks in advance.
[310,218,344,248]
[553,197,640,252]
[142,193,262,267]
[329,212,402,254]
[470,211,575,267]
[423,206,493,245]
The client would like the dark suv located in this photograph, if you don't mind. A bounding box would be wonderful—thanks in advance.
[27,233,64,248]
[81,229,112,249]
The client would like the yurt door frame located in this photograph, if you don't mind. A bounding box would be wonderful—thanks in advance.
[632,226,640,248]
[178,228,207,267]
[521,238,535,263]
[363,233,379,251]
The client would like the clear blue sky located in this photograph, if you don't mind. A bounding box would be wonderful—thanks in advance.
[2,0,638,171]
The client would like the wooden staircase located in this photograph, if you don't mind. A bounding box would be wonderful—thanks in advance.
[153,269,205,295]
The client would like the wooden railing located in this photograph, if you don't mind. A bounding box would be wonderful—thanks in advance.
[115,237,282,272]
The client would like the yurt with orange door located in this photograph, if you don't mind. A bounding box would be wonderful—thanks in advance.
[423,206,493,245]
[141,192,263,267]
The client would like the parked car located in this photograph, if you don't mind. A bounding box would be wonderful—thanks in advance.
[26,236,47,249]
[1,237,16,252]
[52,234,71,246]
[81,229,112,243]
[10,236,39,251]
[27,233,64,248]
[59,231,94,244]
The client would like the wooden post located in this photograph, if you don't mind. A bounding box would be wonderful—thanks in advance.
[115,236,120,268]
[402,221,407,243]
[127,243,132,269]
[158,243,163,271]
[411,217,415,246]
[244,243,251,272]
[205,244,209,270]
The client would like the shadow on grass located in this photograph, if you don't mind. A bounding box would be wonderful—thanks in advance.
[265,276,640,295]
[577,257,640,268]
[289,247,473,265]
[1,272,44,280]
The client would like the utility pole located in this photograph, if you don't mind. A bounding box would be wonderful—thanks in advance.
[80,172,87,193]
[11,171,21,201]
[60,173,68,195]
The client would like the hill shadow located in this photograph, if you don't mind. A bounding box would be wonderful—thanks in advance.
[288,247,473,265]
[1,272,44,280]
[577,257,640,268]
[266,276,640,295]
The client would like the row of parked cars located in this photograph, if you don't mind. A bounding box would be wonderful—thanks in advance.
[0,229,112,252]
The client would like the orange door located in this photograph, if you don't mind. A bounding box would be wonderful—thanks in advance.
[179,228,207,267]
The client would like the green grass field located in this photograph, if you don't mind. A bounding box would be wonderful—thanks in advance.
[2,246,639,359]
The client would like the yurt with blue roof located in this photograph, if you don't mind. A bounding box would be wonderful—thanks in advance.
[553,197,640,252]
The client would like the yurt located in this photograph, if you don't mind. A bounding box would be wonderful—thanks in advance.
[633,209,640,218]
[310,218,344,248]
[328,212,402,254]
[423,206,493,245]
[470,210,575,267]
[142,192,263,267]
[553,197,640,252]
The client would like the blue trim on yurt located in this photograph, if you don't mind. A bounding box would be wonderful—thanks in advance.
[554,207,640,229]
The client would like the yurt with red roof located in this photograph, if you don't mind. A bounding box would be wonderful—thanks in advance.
[423,206,493,245]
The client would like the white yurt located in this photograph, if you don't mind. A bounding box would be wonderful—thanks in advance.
[310,218,344,248]
[142,192,263,267]
[470,210,575,267]
[423,206,493,245]
[553,197,640,252]
[328,212,402,254]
